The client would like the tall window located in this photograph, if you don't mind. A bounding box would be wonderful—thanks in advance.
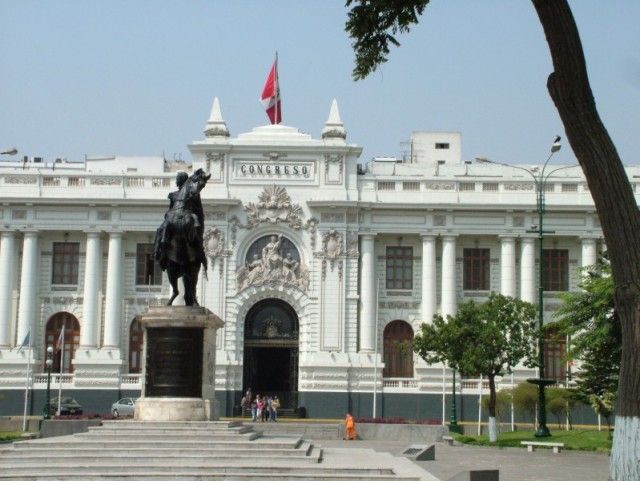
[52,242,80,285]
[136,243,163,285]
[463,248,490,290]
[383,320,414,378]
[543,249,569,291]
[129,319,144,373]
[386,246,413,289]
[544,328,566,381]
[44,312,80,373]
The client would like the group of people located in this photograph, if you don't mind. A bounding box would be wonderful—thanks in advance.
[241,389,280,422]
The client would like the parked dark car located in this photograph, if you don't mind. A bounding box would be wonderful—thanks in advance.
[48,397,83,415]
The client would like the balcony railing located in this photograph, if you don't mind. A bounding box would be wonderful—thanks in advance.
[382,378,419,389]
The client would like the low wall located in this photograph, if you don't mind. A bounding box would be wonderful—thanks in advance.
[0,417,41,433]
[251,422,446,442]
[40,419,102,438]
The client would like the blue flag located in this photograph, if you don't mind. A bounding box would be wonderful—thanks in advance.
[17,332,30,352]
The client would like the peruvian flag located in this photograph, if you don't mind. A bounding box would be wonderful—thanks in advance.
[260,57,281,124]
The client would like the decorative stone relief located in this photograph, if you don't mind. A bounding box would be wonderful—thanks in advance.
[206,211,226,221]
[244,185,304,230]
[304,217,319,250]
[90,177,121,186]
[378,301,421,309]
[346,211,357,223]
[433,214,447,226]
[5,176,37,184]
[324,154,344,185]
[97,210,112,221]
[321,212,345,223]
[504,182,534,191]
[319,229,344,277]
[346,231,359,258]
[11,210,26,220]
[203,227,230,265]
[513,216,525,227]
[426,182,455,191]
[229,215,242,247]
[236,235,309,291]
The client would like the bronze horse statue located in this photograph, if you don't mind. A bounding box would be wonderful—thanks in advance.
[154,168,210,306]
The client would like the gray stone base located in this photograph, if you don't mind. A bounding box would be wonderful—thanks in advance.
[134,397,215,421]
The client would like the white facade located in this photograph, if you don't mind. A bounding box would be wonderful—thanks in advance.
[0,98,624,417]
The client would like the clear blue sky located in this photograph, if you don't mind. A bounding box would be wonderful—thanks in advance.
[1,1,638,166]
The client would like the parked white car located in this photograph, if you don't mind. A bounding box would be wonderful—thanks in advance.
[111,398,137,417]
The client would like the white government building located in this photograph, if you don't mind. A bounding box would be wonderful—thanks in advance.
[0,98,618,419]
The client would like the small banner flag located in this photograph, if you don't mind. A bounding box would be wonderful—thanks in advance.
[17,332,30,352]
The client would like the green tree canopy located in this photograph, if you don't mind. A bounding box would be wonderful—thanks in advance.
[552,256,621,399]
[413,293,537,441]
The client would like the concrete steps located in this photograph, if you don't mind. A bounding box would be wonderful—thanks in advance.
[0,421,427,480]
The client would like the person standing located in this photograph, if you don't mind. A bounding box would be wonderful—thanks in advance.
[241,388,252,418]
[256,395,264,422]
[251,395,258,422]
[271,396,280,422]
[344,413,357,440]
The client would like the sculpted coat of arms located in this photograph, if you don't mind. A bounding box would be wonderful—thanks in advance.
[244,185,304,230]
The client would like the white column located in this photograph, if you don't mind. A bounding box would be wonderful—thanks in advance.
[359,234,376,352]
[441,236,457,317]
[500,236,517,297]
[16,231,39,345]
[81,231,102,348]
[0,231,16,347]
[103,231,123,348]
[520,237,536,303]
[421,235,437,323]
[581,238,598,270]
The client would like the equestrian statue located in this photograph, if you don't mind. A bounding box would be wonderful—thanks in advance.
[154,168,210,306]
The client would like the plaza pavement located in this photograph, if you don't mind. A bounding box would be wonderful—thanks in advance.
[316,439,610,481]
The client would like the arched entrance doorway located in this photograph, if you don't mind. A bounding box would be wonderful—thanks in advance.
[243,298,298,408]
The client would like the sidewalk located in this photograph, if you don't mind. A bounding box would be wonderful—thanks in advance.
[316,439,609,481]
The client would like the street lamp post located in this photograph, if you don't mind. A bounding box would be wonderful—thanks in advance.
[449,368,462,433]
[43,346,53,420]
[476,136,574,438]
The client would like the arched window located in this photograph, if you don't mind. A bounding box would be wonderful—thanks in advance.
[44,312,80,373]
[129,319,144,373]
[383,320,414,378]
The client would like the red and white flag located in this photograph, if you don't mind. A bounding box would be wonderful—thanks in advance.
[55,324,64,352]
[260,57,281,124]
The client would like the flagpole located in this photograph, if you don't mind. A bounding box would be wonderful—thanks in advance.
[274,52,279,125]
[21,332,32,432]
[57,322,65,416]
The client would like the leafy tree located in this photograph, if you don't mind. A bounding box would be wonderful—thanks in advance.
[512,381,538,423]
[553,257,621,399]
[345,3,640,478]
[589,392,615,438]
[481,389,512,426]
[413,293,537,442]
[546,387,576,430]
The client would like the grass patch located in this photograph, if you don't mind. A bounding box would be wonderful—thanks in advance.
[0,431,25,442]
[454,429,612,453]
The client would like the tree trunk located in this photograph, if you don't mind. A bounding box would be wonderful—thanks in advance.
[488,374,498,442]
[531,2,640,479]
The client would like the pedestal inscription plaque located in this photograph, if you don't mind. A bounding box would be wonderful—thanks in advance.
[146,328,203,398]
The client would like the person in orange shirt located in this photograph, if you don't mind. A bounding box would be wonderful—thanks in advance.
[344,413,357,440]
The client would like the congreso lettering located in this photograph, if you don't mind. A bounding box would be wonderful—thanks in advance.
[239,163,310,177]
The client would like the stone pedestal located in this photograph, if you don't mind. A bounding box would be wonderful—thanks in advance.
[134,306,224,421]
